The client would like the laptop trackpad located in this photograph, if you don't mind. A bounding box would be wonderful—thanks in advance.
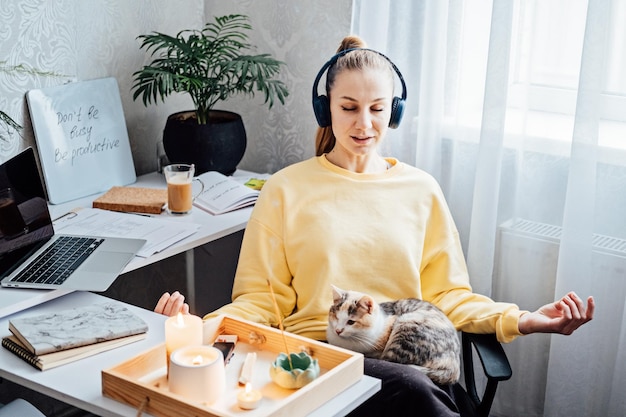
[81,251,133,273]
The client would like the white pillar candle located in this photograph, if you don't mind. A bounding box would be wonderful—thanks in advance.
[168,345,225,404]
[164,313,203,364]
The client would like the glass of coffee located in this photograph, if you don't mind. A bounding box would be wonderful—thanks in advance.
[163,164,204,215]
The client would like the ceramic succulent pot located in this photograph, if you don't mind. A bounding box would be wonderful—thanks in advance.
[269,352,320,389]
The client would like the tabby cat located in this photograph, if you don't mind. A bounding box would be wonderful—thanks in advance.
[326,285,461,385]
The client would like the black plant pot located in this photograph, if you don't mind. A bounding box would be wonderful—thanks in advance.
[162,110,247,176]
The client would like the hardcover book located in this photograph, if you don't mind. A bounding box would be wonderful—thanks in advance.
[8,302,148,356]
[92,186,167,214]
[2,332,146,371]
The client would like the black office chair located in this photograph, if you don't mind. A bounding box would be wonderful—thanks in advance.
[454,332,513,417]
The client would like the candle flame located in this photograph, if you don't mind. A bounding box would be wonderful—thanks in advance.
[245,382,252,395]
[192,355,203,365]
[176,312,184,327]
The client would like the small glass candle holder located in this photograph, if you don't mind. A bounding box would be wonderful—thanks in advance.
[237,382,262,410]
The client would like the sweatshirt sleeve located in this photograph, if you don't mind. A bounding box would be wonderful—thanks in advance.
[419,187,527,343]
[204,181,295,328]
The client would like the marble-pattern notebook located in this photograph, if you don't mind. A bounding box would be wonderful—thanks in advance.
[8,302,148,355]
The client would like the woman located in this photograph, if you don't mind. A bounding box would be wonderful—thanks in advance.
[156,36,594,416]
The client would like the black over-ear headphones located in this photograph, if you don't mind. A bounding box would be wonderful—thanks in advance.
[312,48,407,129]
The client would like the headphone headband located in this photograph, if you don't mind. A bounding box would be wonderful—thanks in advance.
[312,48,407,128]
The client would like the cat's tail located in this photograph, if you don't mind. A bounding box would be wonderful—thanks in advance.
[409,364,460,385]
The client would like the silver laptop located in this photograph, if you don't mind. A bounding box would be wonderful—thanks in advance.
[0,148,146,292]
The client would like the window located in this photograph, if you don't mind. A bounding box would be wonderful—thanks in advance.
[446,0,626,156]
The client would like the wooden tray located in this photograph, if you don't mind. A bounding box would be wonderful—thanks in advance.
[102,315,363,417]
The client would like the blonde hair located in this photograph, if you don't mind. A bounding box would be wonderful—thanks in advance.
[314,36,395,156]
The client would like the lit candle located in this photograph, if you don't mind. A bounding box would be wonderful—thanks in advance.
[237,382,262,410]
[169,345,226,404]
[165,313,202,367]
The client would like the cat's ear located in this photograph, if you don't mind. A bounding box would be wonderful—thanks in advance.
[331,285,343,302]
[357,295,375,314]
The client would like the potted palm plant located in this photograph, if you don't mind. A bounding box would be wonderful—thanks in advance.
[132,14,289,175]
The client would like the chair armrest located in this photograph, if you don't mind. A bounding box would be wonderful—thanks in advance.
[461,332,512,417]
[463,332,512,380]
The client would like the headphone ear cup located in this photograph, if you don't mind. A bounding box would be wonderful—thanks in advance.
[389,96,405,129]
[313,95,331,127]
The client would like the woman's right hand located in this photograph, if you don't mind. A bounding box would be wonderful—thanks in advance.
[154,291,190,316]
[518,291,594,335]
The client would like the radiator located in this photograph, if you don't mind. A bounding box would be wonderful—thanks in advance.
[489,218,626,417]
[498,218,626,256]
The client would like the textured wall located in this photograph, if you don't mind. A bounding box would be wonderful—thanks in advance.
[0,1,203,175]
[0,0,352,182]
[203,0,353,174]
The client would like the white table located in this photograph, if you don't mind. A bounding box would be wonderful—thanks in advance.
[0,171,254,318]
[0,292,380,417]
[48,171,255,274]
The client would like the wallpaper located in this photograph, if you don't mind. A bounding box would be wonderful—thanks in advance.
[204,0,353,174]
[0,0,352,183]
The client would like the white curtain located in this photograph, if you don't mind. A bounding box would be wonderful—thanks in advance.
[353,1,626,416]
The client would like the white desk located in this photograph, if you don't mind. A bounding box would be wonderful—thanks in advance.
[48,171,255,274]
[0,292,380,417]
[0,171,253,318]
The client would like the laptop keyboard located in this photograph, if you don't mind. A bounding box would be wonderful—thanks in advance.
[11,236,104,285]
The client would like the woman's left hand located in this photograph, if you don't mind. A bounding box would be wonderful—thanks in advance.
[518,292,595,335]
[154,291,190,316]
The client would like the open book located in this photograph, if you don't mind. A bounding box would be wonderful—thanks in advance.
[194,171,269,215]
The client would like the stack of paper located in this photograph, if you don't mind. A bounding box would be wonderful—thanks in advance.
[53,208,200,257]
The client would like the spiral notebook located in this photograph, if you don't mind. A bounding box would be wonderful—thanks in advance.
[2,332,146,371]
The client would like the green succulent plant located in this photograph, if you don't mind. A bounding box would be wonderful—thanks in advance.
[132,14,289,125]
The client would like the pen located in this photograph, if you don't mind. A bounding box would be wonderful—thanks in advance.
[52,211,78,223]
[122,212,153,217]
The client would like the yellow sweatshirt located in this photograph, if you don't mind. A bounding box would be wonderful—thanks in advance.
[207,155,526,343]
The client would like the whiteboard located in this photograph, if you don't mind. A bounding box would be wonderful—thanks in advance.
[27,77,136,204]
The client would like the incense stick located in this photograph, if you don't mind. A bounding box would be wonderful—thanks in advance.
[266,279,293,370]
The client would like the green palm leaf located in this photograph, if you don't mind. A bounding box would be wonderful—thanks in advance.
[132,14,288,124]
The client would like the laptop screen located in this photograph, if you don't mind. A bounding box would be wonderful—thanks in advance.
[0,148,54,278]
